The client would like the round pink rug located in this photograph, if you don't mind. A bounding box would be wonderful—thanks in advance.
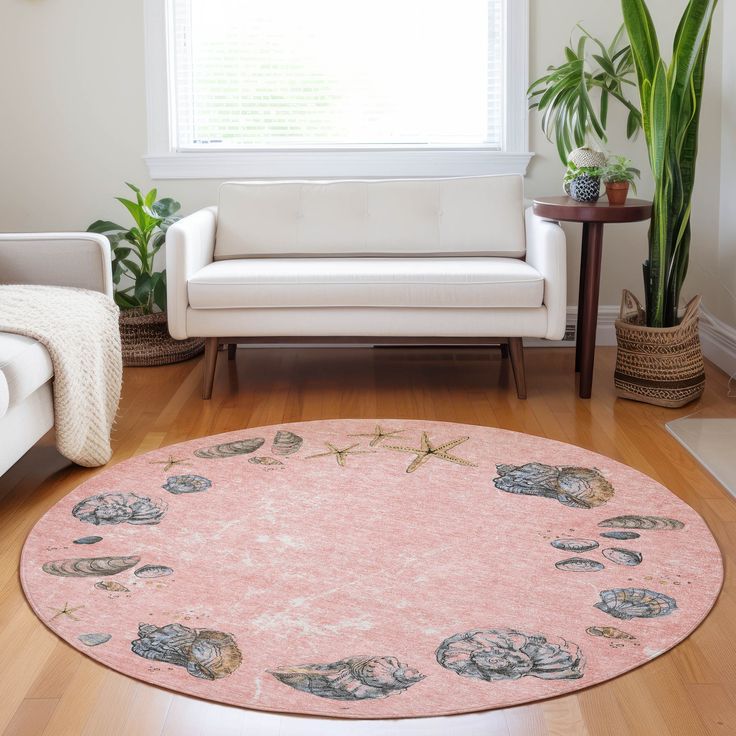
[21,419,722,719]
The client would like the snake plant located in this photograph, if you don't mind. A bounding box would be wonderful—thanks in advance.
[622,0,718,327]
[528,25,642,164]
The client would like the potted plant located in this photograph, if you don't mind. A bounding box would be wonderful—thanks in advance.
[600,155,640,205]
[88,184,204,366]
[613,0,717,407]
[528,25,642,165]
[563,159,604,202]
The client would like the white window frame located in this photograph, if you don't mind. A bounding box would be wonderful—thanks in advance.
[143,0,532,179]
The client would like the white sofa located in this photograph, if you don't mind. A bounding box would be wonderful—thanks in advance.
[0,233,112,476]
[166,175,567,400]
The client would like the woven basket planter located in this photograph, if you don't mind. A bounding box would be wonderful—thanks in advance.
[119,310,204,367]
[614,290,705,408]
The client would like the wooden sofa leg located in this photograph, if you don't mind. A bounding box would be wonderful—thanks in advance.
[500,342,509,359]
[508,337,527,399]
[227,343,237,361]
[202,337,219,400]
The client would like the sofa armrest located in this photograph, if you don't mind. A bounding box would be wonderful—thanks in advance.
[165,206,217,339]
[0,233,112,297]
[524,207,567,340]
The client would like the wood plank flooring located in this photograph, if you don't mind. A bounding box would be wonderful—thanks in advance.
[1,345,735,736]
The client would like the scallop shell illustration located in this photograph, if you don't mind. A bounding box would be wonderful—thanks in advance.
[269,656,425,700]
[78,633,111,647]
[598,515,684,530]
[42,555,140,577]
[586,626,636,641]
[602,547,642,566]
[594,588,677,620]
[131,623,242,680]
[162,474,212,495]
[134,564,173,579]
[95,580,129,593]
[600,531,640,540]
[72,492,167,526]
[555,557,605,572]
[74,536,103,545]
[550,538,599,553]
[194,438,265,459]
[271,431,303,456]
[248,456,284,466]
[494,463,613,509]
[436,628,584,681]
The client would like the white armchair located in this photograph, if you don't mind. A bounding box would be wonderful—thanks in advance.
[0,233,112,475]
[166,176,567,400]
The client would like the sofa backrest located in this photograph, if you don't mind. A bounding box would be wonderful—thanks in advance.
[214,175,526,259]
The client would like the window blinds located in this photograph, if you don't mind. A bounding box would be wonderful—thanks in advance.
[171,0,504,149]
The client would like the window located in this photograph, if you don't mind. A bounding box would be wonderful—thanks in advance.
[144,0,530,178]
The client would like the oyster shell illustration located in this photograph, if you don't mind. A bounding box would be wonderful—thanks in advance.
[586,626,636,641]
[550,538,599,553]
[78,633,111,647]
[272,430,303,456]
[42,555,140,577]
[131,623,242,680]
[162,474,212,495]
[594,588,677,620]
[248,456,284,466]
[598,515,684,530]
[194,438,265,459]
[436,628,584,681]
[95,580,129,593]
[600,531,640,540]
[134,564,173,578]
[555,557,605,572]
[269,656,424,700]
[602,547,642,566]
[72,492,167,526]
[494,463,614,509]
[73,536,103,545]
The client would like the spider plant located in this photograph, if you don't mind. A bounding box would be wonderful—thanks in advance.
[622,0,718,327]
[528,24,642,164]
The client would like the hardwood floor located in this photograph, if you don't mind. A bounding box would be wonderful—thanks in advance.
[1,345,735,736]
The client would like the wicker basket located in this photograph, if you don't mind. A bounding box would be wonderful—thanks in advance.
[119,310,205,367]
[614,290,705,408]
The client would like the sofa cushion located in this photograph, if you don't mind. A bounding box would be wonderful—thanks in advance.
[0,332,54,418]
[214,176,526,260]
[188,257,544,310]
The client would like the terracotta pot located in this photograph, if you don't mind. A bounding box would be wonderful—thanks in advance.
[118,310,204,367]
[605,181,630,205]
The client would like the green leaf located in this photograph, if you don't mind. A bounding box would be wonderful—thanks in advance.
[88,220,125,234]
[116,197,147,232]
[152,197,181,218]
[121,258,142,278]
[152,272,167,312]
[114,291,139,310]
[626,109,640,138]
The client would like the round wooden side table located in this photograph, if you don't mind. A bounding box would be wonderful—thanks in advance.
[532,196,652,399]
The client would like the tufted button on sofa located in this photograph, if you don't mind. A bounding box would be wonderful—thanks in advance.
[166,175,567,399]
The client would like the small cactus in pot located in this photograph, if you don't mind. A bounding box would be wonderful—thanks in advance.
[564,147,606,203]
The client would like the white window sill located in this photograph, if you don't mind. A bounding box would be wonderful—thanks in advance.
[144,148,534,180]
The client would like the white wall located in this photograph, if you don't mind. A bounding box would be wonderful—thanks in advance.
[0,0,731,329]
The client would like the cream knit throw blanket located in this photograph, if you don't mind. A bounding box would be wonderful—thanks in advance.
[0,285,122,467]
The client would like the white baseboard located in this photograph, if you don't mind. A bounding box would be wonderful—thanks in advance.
[528,304,736,380]
[700,307,736,378]
[525,306,618,348]
[231,304,736,379]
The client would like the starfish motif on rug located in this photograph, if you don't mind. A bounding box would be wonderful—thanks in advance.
[50,602,84,621]
[347,425,407,447]
[149,455,189,472]
[385,432,477,474]
[306,443,376,468]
